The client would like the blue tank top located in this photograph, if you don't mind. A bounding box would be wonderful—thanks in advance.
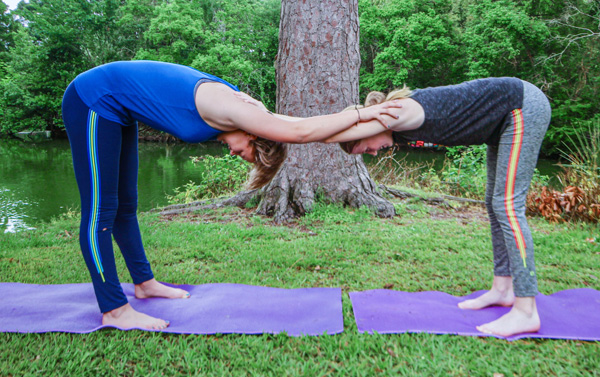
[73,60,239,143]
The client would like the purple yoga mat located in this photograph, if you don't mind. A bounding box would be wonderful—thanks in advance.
[0,283,343,336]
[350,289,600,341]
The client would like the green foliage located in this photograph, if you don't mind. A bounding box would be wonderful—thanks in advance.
[0,28,62,134]
[0,2,16,56]
[358,0,597,157]
[0,0,142,134]
[359,0,549,90]
[462,0,549,79]
[0,0,598,161]
[135,0,211,65]
[137,0,280,110]
[535,0,600,155]
[359,0,459,92]
[439,145,488,199]
[558,118,600,191]
[0,0,280,135]
[193,0,280,109]
[436,145,550,200]
[167,154,251,204]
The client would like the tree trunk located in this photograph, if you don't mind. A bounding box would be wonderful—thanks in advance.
[256,0,395,221]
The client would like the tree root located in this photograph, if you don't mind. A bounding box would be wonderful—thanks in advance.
[154,189,259,216]
[380,185,484,208]
[153,186,483,218]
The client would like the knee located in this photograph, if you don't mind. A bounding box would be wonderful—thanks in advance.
[485,194,494,212]
[491,195,526,219]
[490,196,507,218]
[96,206,119,229]
[116,200,138,219]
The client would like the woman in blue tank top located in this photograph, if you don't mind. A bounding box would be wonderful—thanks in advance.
[322,78,551,338]
[62,60,402,331]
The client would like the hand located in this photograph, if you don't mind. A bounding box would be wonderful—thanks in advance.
[357,100,403,129]
[234,92,270,113]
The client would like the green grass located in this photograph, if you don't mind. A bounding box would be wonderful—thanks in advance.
[1,199,599,376]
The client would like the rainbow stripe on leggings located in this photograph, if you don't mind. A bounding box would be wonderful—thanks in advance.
[87,109,105,282]
[505,109,527,267]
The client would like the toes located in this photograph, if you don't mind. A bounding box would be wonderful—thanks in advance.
[476,325,493,335]
[151,320,170,330]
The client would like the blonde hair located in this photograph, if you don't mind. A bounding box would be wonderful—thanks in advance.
[339,86,412,154]
[246,137,287,189]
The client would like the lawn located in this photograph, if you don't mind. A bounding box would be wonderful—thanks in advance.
[1,197,599,376]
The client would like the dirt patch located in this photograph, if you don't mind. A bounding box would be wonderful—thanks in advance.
[158,198,490,227]
[428,202,488,222]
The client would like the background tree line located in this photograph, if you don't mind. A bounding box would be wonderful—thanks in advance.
[1,0,598,156]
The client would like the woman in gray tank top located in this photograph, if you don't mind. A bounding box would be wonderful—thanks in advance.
[326,77,551,338]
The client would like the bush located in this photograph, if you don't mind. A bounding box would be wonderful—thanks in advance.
[527,124,600,223]
[439,145,488,199]
[367,148,434,188]
[167,154,251,204]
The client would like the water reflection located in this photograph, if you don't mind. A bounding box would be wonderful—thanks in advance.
[0,139,227,233]
[0,188,37,233]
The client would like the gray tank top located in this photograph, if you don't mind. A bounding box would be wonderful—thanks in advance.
[393,77,523,146]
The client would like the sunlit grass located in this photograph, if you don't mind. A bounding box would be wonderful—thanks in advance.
[1,198,599,376]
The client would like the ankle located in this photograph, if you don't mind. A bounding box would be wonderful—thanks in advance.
[513,297,537,317]
[491,276,513,295]
[136,278,156,290]
[103,303,130,319]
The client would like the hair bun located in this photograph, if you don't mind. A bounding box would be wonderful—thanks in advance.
[364,91,386,107]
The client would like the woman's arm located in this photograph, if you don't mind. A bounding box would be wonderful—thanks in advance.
[323,121,391,143]
[196,83,402,143]
[233,92,303,122]
[324,98,425,143]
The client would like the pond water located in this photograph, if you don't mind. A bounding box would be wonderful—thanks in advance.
[0,139,228,233]
[0,139,559,233]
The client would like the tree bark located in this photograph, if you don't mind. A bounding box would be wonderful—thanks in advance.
[257,0,395,221]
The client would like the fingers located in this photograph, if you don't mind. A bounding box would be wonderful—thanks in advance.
[386,99,404,108]
[360,101,401,128]
[374,116,390,128]
[381,110,400,119]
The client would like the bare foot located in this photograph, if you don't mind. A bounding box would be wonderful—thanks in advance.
[458,276,514,310]
[102,303,170,330]
[476,297,540,337]
[134,278,190,299]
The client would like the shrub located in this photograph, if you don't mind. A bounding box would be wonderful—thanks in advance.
[167,155,251,204]
[367,148,434,188]
[439,145,488,199]
[527,124,600,223]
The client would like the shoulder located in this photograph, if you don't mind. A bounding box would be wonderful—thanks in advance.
[194,82,240,131]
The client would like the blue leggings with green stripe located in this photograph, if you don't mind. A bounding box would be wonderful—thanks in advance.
[62,83,153,313]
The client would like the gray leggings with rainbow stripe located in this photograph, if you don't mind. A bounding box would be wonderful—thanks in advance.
[486,80,551,297]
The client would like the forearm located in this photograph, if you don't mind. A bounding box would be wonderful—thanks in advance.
[273,113,302,122]
[288,110,363,143]
[324,119,389,143]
